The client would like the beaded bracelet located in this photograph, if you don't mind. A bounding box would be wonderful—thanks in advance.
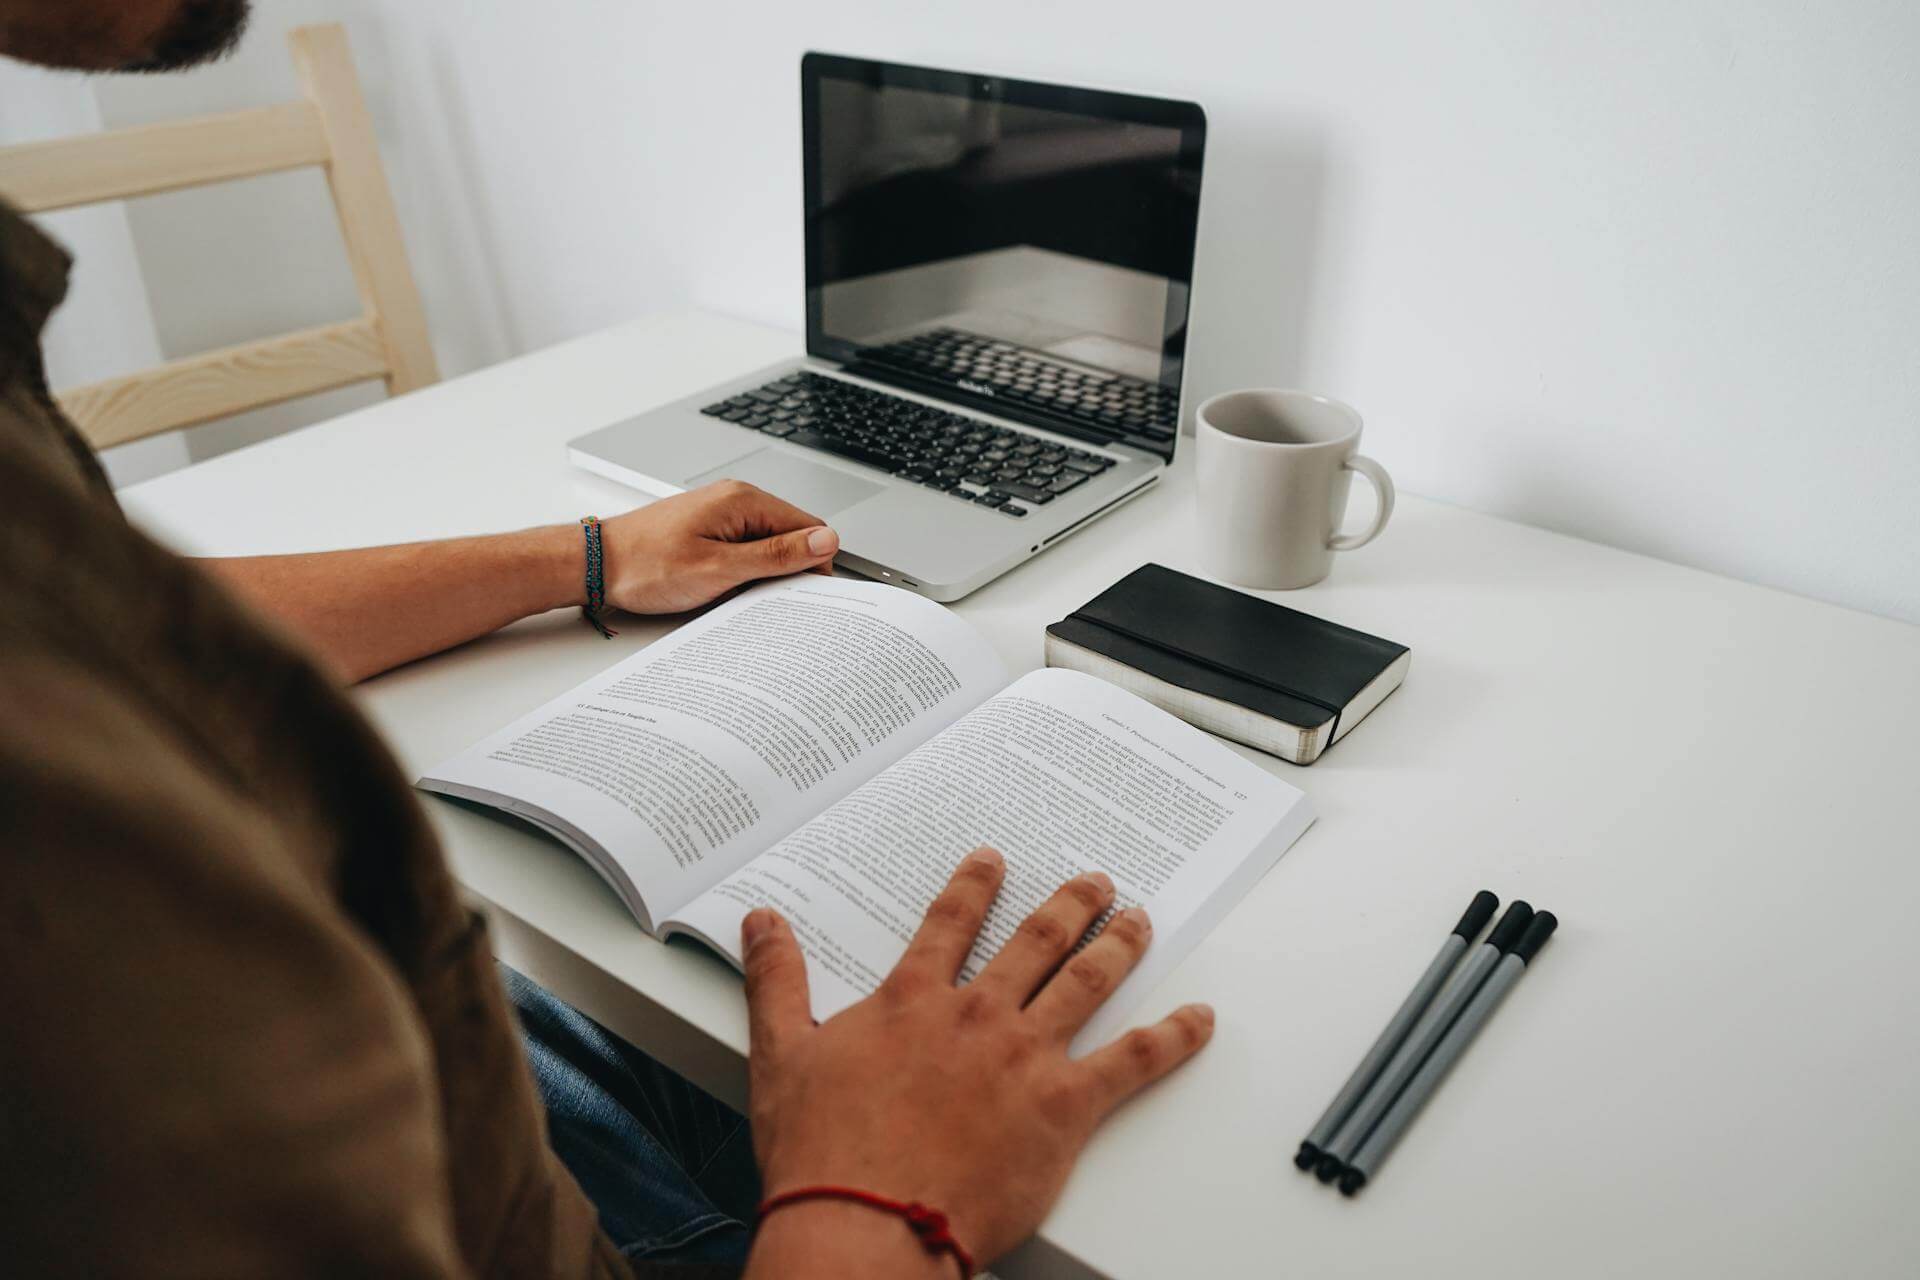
[580,515,615,638]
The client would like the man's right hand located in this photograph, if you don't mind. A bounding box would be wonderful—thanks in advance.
[739,847,1214,1277]
[597,479,838,617]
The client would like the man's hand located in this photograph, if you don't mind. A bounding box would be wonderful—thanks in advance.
[599,479,838,615]
[740,847,1214,1277]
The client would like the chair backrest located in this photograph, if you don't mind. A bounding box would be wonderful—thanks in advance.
[0,23,438,450]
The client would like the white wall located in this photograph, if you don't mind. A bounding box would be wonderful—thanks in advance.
[33,0,1920,621]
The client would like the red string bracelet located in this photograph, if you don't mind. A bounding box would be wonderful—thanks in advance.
[757,1185,974,1276]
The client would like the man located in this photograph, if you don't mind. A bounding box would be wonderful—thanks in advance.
[0,3,1215,1276]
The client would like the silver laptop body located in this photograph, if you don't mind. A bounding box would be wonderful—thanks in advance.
[570,53,1207,602]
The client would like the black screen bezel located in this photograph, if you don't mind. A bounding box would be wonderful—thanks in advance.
[801,51,1207,460]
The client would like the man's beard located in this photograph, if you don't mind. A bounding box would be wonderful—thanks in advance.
[122,0,252,72]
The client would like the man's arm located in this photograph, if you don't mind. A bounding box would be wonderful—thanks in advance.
[201,480,840,683]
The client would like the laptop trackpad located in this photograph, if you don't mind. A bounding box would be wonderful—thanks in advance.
[688,448,884,518]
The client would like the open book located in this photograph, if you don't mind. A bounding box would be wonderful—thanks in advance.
[418,578,1315,1052]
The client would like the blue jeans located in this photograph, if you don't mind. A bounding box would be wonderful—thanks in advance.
[502,966,760,1265]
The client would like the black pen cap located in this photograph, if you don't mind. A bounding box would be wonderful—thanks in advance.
[1512,911,1558,964]
[1452,890,1499,941]
[1485,901,1534,952]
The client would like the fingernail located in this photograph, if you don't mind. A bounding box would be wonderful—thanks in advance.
[1120,907,1152,935]
[1087,871,1115,896]
[742,909,775,950]
[965,846,1003,868]
[806,527,838,556]
[1189,1003,1215,1026]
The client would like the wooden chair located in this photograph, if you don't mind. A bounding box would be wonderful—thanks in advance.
[0,23,438,450]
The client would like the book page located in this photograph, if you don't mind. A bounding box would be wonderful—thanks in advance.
[665,668,1315,1054]
[416,578,1007,929]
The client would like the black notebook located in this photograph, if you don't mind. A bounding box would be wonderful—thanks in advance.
[1044,564,1411,765]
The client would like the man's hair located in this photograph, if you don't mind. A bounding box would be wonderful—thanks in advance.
[121,0,251,73]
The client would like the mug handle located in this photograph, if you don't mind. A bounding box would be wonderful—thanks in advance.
[1328,455,1395,552]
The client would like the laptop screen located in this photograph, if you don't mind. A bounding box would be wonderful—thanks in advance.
[802,53,1206,460]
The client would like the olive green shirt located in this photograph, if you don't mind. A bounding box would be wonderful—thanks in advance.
[0,205,719,1278]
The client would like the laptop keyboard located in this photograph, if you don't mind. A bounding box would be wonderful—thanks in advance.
[700,371,1117,518]
[865,327,1178,444]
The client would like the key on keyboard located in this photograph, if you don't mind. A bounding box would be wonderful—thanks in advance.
[862,326,1178,445]
[699,372,1119,495]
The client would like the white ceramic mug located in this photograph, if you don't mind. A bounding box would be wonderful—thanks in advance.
[1194,389,1394,590]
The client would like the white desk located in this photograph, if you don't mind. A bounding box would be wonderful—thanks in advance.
[122,310,1920,1279]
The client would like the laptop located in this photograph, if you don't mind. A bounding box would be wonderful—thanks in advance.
[570,52,1207,601]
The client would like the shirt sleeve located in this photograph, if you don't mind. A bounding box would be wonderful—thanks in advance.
[0,651,496,1276]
